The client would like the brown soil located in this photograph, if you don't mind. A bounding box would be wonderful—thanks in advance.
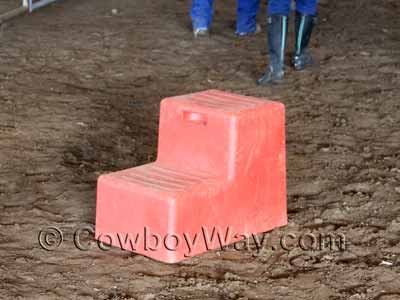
[0,0,399,299]
[0,0,20,12]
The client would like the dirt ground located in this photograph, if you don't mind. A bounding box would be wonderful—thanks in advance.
[0,0,399,299]
[0,0,19,14]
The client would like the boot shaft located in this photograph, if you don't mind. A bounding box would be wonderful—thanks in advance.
[267,15,289,67]
[295,13,316,56]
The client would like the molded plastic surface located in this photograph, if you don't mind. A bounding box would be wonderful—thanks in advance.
[96,90,287,263]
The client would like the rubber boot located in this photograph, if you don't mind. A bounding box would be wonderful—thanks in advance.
[257,15,288,85]
[293,13,316,70]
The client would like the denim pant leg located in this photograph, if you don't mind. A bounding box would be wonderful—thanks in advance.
[296,0,318,15]
[236,0,260,34]
[268,0,291,15]
[190,0,214,30]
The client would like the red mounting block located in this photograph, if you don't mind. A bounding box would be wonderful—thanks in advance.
[96,90,287,263]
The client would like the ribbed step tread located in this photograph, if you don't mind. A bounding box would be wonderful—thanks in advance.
[175,90,266,112]
[112,163,214,192]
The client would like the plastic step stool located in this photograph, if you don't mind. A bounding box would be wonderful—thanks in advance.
[96,90,286,263]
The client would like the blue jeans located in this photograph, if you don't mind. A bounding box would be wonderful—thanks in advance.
[190,0,261,34]
[268,0,318,15]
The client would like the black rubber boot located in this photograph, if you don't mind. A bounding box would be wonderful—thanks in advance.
[257,15,288,85]
[293,12,316,71]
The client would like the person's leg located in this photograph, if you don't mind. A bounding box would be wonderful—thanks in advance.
[268,0,291,16]
[296,0,317,15]
[293,0,318,70]
[236,0,260,35]
[256,0,291,85]
[190,0,214,35]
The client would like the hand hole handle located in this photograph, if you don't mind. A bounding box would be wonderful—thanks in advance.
[182,110,208,126]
